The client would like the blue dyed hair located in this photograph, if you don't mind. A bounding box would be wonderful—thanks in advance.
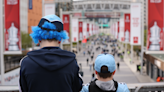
[30,15,69,44]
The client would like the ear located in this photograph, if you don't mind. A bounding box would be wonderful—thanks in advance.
[39,40,41,43]
[58,41,61,44]
[113,70,116,75]
[95,71,98,74]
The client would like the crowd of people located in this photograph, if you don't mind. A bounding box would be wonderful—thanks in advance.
[19,14,129,92]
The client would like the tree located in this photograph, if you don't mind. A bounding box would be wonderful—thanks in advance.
[21,32,32,49]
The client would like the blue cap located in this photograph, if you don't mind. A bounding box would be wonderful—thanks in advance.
[95,54,116,73]
[42,15,63,23]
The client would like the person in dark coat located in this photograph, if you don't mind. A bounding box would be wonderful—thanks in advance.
[91,55,94,61]
[86,58,89,66]
[19,15,83,92]
[117,62,120,70]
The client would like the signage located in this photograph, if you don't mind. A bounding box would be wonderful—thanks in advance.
[124,13,131,43]
[147,0,164,51]
[119,18,124,42]
[83,22,87,39]
[44,4,55,16]
[5,0,22,54]
[130,3,141,45]
[79,21,83,41]
[87,23,89,38]
[117,22,120,39]
[71,18,78,42]
[63,14,70,43]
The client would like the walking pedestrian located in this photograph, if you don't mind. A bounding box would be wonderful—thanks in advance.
[79,48,81,52]
[89,61,93,71]
[92,62,95,70]
[88,50,91,55]
[120,55,124,61]
[83,51,85,56]
[19,15,83,92]
[122,51,125,55]
[130,58,132,64]
[91,73,95,82]
[117,62,120,70]
[127,51,130,57]
[86,58,89,66]
[91,55,94,61]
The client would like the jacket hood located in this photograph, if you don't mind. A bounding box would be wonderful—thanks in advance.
[95,80,116,91]
[27,47,75,71]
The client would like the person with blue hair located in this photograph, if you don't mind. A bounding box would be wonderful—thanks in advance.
[81,54,130,92]
[19,15,83,92]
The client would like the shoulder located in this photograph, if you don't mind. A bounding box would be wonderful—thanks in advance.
[80,83,90,92]
[20,56,29,66]
[116,82,130,92]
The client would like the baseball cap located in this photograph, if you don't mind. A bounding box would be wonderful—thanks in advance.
[38,15,63,32]
[95,54,116,73]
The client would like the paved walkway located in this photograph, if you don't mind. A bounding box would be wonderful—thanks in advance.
[118,42,155,83]
[76,42,140,84]
[123,52,155,83]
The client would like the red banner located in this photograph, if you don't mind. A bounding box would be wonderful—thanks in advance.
[87,23,89,38]
[79,21,83,41]
[124,13,130,43]
[147,0,164,51]
[63,14,70,43]
[5,0,21,51]
[117,22,119,39]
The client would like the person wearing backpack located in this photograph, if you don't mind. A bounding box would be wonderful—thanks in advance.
[81,54,129,92]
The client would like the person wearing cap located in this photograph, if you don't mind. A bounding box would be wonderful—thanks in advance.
[81,54,129,92]
[19,15,83,92]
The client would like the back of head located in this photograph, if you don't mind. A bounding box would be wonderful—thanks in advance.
[95,54,116,79]
[30,15,69,44]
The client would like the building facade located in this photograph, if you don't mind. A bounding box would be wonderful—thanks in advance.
[28,0,42,33]
[144,53,164,81]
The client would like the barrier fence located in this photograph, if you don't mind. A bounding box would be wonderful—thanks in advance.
[0,82,164,92]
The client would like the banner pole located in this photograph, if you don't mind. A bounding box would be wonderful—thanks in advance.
[141,1,144,75]
[70,14,72,52]
[125,43,127,57]
[131,45,133,64]
[60,8,63,49]
[0,0,4,85]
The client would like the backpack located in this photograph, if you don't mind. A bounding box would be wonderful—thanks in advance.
[89,79,118,92]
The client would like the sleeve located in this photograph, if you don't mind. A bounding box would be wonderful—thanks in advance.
[72,60,83,92]
[19,56,28,92]
[117,83,130,92]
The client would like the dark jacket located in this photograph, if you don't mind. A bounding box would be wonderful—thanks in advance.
[20,47,83,92]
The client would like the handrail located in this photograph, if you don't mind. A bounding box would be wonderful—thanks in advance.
[0,82,164,92]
